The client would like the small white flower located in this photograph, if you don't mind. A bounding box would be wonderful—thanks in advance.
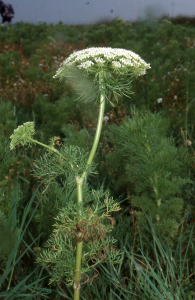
[187,139,192,146]
[119,58,134,66]
[103,116,109,122]
[112,61,122,68]
[77,60,94,69]
[94,57,105,65]
[157,98,163,103]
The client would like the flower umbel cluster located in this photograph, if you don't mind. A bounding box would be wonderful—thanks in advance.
[10,122,36,150]
[53,47,150,104]
[54,47,151,79]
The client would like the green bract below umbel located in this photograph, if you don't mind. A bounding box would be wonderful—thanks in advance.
[54,47,151,78]
[53,47,151,104]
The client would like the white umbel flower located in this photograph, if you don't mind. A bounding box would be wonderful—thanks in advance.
[54,47,150,78]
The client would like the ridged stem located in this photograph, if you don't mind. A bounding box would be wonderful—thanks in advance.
[73,70,106,300]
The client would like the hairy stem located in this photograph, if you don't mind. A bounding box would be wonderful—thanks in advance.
[73,70,106,300]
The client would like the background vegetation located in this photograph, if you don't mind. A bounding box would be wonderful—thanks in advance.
[0,16,195,299]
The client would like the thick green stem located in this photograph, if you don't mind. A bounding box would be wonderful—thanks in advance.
[76,177,83,204]
[81,73,106,183]
[73,70,106,300]
[73,177,83,300]
[74,237,83,300]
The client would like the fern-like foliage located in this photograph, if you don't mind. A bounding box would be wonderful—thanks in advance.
[36,189,121,285]
[106,108,192,242]
[0,99,16,136]
[33,144,97,190]
[61,124,92,149]
[0,135,14,179]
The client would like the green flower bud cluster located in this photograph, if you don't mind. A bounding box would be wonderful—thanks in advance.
[10,122,36,150]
